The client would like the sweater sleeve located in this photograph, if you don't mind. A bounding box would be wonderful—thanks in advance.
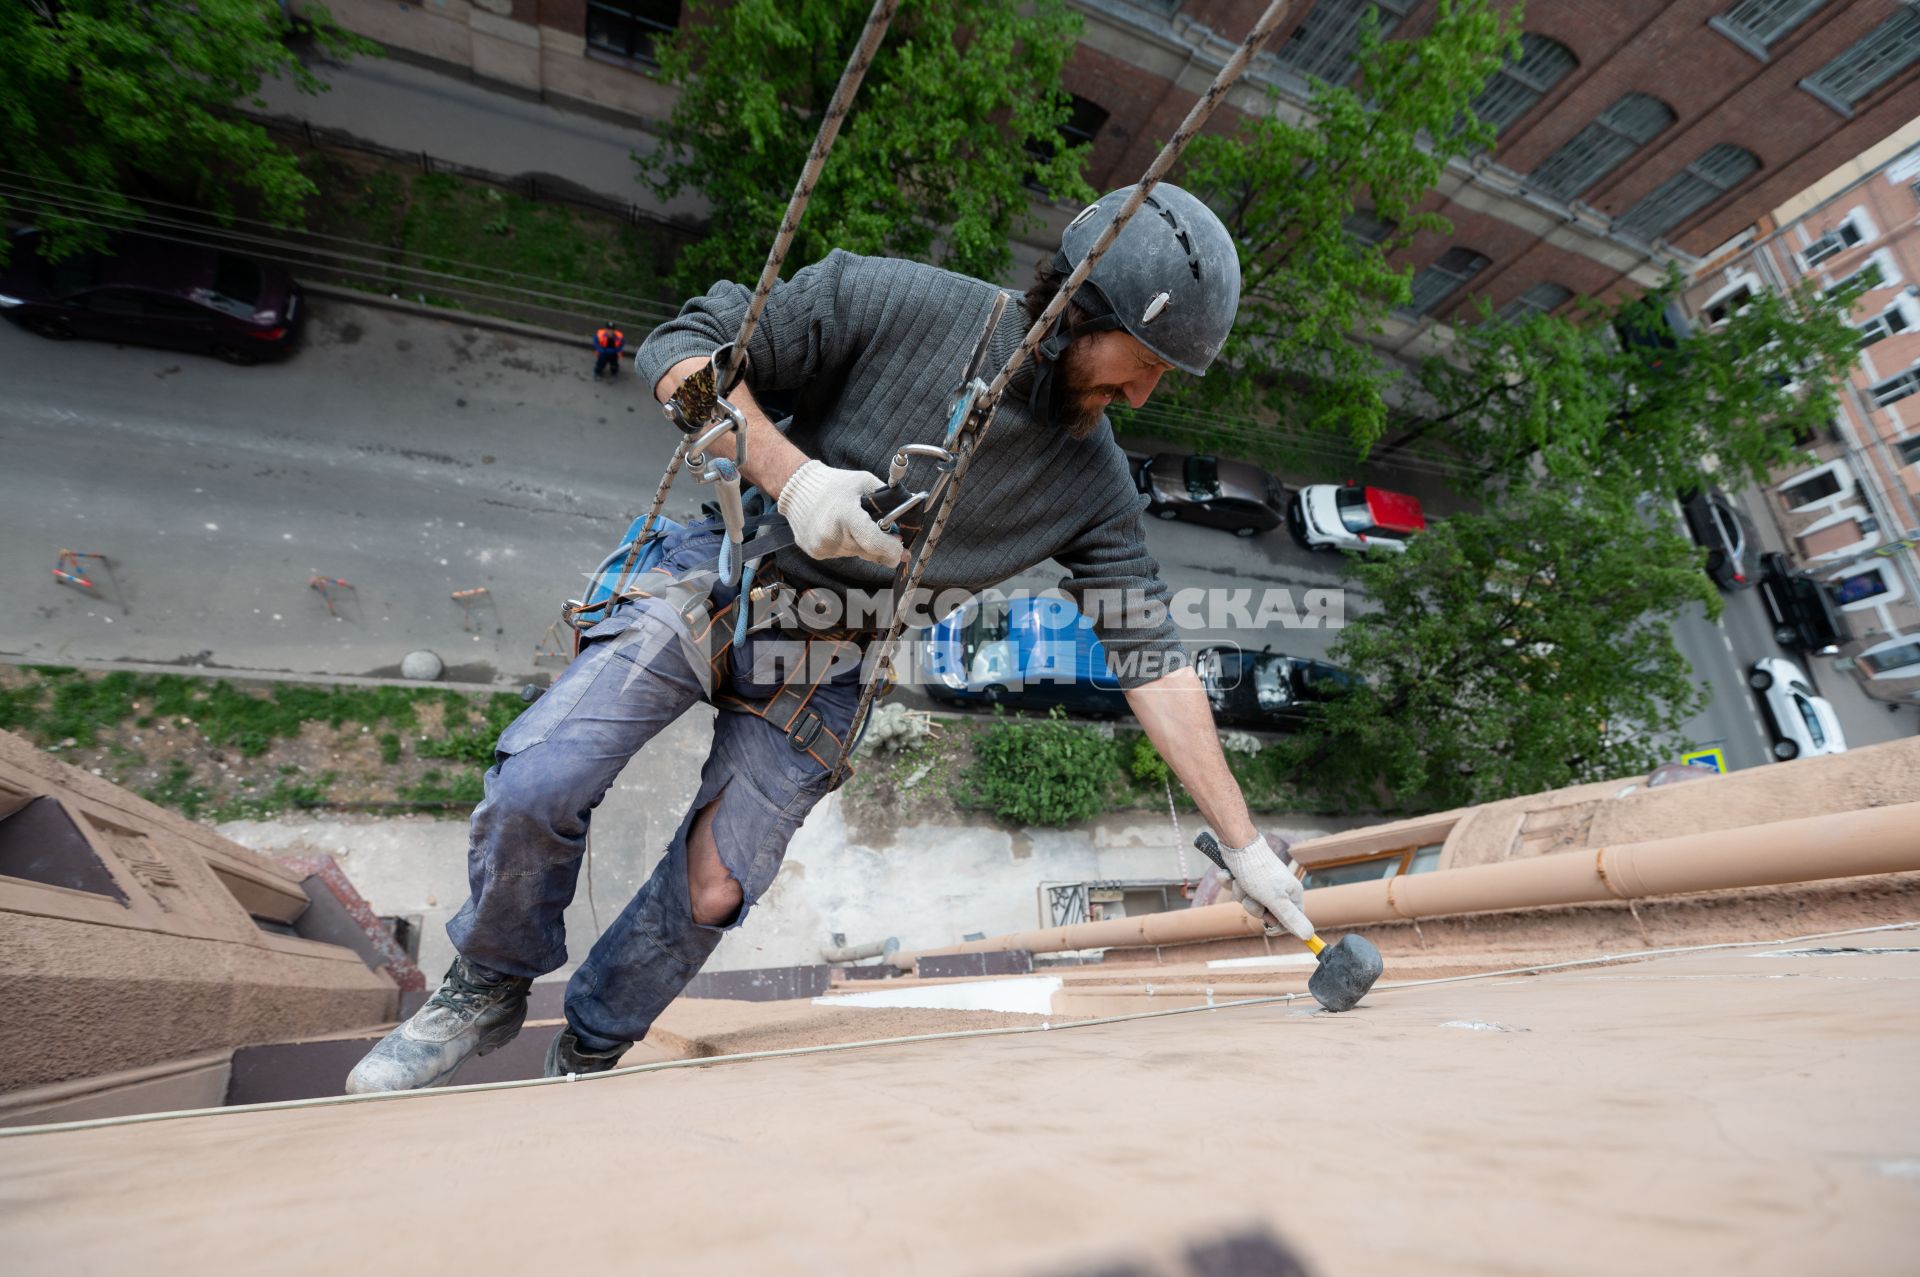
[632,251,859,400]
[1054,484,1187,691]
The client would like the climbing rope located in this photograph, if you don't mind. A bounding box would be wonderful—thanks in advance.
[600,0,903,607]
[832,0,1301,784]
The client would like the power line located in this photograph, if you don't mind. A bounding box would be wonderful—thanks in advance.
[0,171,683,324]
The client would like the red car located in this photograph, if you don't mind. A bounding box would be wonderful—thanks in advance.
[0,228,302,364]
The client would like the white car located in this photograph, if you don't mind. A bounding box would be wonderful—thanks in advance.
[1286,483,1425,554]
[1747,657,1847,761]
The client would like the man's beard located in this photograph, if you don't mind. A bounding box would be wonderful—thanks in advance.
[1048,339,1125,441]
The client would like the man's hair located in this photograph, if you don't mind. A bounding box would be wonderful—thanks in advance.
[1022,257,1092,332]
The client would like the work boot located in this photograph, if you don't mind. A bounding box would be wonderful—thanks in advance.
[345,957,531,1094]
[544,1026,631,1078]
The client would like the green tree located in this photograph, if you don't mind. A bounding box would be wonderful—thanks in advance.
[642,0,1091,295]
[1281,482,1718,813]
[1167,0,1519,452]
[1395,274,1864,496]
[0,0,374,262]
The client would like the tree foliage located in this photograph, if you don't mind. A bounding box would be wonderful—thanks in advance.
[1170,0,1519,451]
[0,0,375,261]
[1402,274,1865,496]
[1281,483,1718,813]
[641,0,1091,295]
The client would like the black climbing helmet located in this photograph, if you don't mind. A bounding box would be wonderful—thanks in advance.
[1048,183,1241,376]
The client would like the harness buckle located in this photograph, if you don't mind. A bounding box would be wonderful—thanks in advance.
[788,709,826,753]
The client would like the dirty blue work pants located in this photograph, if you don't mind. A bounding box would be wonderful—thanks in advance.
[446,525,861,1050]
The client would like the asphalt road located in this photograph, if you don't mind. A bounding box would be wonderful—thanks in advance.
[3,293,1909,769]
[1665,494,1917,770]
[0,294,1346,684]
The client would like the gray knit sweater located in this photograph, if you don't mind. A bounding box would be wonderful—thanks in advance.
[633,250,1182,688]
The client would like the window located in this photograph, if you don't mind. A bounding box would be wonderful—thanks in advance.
[1793,691,1828,749]
[1470,34,1577,133]
[1870,366,1920,408]
[1274,0,1417,84]
[1826,249,1899,300]
[1835,569,1890,604]
[1342,207,1396,245]
[1499,281,1573,321]
[1898,436,1920,468]
[1527,93,1675,201]
[1858,298,1916,347]
[1027,94,1108,167]
[1712,0,1829,55]
[76,288,147,316]
[1782,468,1844,508]
[1801,7,1920,113]
[1859,637,1920,676]
[1616,143,1760,240]
[586,0,680,65]
[1802,219,1865,266]
[1705,284,1755,326]
[1826,260,1886,300]
[1406,248,1489,316]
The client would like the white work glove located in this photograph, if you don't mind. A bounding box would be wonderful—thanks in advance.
[1221,834,1313,942]
[776,459,906,568]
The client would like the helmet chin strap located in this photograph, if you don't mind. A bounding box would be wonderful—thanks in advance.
[1028,255,1124,421]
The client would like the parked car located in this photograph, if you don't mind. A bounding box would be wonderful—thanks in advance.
[1196,645,1360,729]
[0,228,302,363]
[1757,551,1851,656]
[1286,482,1425,554]
[1747,656,1847,760]
[920,596,1129,718]
[1678,486,1755,590]
[1132,452,1285,537]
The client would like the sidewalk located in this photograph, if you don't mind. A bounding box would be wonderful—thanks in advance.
[254,51,709,222]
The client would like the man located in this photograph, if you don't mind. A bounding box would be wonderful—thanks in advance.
[345,184,1310,1093]
[593,321,625,379]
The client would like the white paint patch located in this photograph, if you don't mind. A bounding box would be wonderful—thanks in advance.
[203,522,219,531]
[1440,1020,1528,1033]
[1206,954,1319,969]
[813,976,1062,1016]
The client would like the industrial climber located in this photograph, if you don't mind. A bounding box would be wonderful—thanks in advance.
[344,184,1315,1094]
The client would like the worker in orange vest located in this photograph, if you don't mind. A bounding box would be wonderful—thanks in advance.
[593,321,625,379]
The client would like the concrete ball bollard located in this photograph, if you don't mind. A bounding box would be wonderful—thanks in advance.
[401,650,445,681]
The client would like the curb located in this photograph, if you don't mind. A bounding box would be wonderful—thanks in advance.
[0,653,515,696]
[301,282,589,350]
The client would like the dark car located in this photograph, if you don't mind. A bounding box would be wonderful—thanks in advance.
[1757,551,1852,656]
[1678,487,1755,590]
[1133,452,1285,537]
[0,228,302,363]
[1196,645,1360,729]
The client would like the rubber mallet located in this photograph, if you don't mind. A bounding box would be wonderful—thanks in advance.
[1194,831,1383,1013]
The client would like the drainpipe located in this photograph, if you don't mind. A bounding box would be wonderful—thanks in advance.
[892,800,1920,966]
[822,935,900,965]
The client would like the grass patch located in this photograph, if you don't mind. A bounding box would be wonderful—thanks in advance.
[298,151,685,322]
[0,667,514,822]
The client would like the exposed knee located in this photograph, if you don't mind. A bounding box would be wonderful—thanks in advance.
[686,797,743,927]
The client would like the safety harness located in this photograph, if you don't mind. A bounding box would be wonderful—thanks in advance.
[564,0,1300,788]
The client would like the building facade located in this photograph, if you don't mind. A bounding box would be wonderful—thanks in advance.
[315,0,1920,339]
[1682,121,1920,704]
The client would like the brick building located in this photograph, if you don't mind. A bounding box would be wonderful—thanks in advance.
[315,0,1920,348]
[1681,118,1920,704]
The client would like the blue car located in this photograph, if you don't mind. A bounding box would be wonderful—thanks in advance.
[919,596,1129,718]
